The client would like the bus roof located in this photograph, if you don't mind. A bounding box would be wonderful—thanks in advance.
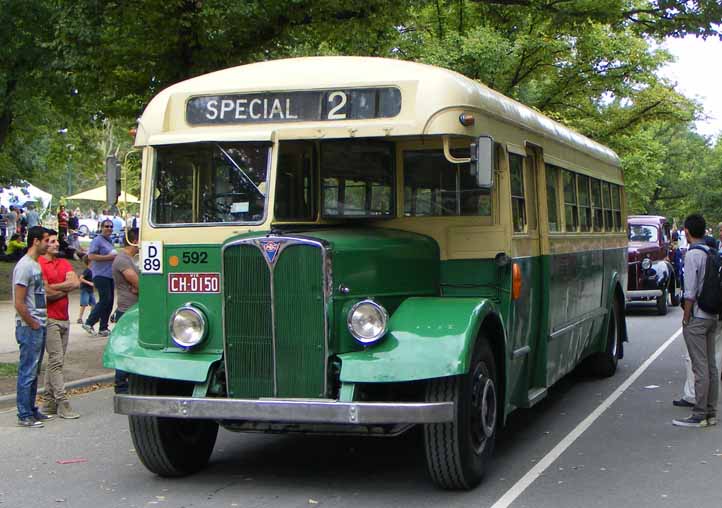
[135,56,620,167]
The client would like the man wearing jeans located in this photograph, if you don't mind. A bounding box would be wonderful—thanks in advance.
[82,219,116,336]
[673,214,720,428]
[13,226,52,428]
[39,229,80,419]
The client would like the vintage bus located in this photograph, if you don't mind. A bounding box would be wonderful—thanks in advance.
[104,56,628,490]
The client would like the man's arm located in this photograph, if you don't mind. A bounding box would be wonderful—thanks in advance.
[122,267,139,293]
[88,252,116,261]
[14,284,40,329]
[49,271,80,292]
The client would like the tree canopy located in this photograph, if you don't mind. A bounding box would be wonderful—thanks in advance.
[2,0,721,219]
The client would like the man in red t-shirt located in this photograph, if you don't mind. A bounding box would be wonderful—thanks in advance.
[39,229,80,419]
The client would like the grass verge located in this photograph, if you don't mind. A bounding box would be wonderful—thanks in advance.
[0,362,18,377]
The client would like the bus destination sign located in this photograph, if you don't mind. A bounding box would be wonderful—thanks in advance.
[186,87,401,125]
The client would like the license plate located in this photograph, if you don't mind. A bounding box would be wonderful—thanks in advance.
[168,273,220,293]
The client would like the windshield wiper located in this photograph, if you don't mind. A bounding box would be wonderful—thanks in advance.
[216,144,265,198]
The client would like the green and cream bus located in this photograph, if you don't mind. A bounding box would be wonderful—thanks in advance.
[104,56,628,490]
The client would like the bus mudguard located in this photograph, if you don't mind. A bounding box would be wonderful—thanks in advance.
[103,305,221,383]
[339,297,507,383]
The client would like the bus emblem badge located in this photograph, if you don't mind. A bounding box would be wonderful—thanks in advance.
[260,240,282,264]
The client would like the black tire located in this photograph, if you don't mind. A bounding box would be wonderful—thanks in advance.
[128,374,218,477]
[669,279,680,307]
[656,287,668,315]
[424,336,498,490]
[590,299,621,377]
[78,225,89,236]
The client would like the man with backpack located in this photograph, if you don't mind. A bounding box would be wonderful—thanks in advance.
[673,214,720,428]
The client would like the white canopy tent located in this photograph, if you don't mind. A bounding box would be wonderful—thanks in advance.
[0,181,53,210]
[66,185,139,204]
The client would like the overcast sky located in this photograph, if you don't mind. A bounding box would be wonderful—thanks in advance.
[659,35,722,139]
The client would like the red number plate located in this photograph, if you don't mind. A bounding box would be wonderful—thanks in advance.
[168,273,220,294]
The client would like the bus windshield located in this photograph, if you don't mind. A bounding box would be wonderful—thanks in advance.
[151,142,270,225]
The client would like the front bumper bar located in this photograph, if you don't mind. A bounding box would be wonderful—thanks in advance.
[626,289,663,300]
[114,395,455,425]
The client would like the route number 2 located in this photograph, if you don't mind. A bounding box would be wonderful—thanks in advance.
[327,91,347,120]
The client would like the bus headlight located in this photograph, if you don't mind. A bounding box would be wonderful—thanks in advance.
[347,300,388,345]
[169,305,207,349]
[641,258,652,270]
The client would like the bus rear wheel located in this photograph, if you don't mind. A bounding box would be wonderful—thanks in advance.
[589,299,620,377]
[128,374,218,477]
[424,336,498,490]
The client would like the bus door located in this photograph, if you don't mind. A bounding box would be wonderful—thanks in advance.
[508,144,545,407]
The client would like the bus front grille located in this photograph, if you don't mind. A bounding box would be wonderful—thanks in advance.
[223,241,327,399]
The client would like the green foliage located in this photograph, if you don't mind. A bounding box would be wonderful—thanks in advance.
[2,0,722,219]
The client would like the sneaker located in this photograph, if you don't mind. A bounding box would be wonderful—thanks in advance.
[76,318,83,324]
[673,399,695,408]
[40,399,58,415]
[97,329,110,337]
[707,415,718,426]
[57,401,80,419]
[81,324,96,336]
[672,414,709,428]
[17,417,43,428]
[33,410,55,421]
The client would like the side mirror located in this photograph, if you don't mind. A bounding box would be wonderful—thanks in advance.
[105,155,121,205]
[471,136,494,189]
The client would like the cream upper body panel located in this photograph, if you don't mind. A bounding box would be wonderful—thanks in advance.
[135,57,619,170]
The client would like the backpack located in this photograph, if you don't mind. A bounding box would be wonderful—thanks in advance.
[689,244,722,315]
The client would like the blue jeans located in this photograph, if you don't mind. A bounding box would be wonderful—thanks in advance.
[86,276,114,331]
[16,325,47,419]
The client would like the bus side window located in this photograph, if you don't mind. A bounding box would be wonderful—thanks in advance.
[611,184,622,231]
[563,170,578,232]
[525,155,537,231]
[509,153,526,232]
[578,174,591,232]
[602,181,612,231]
[591,178,603,232]
[546,164,560,232]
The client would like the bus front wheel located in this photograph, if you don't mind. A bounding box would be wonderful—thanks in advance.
[424,336,498,490]
[128,374,218,477]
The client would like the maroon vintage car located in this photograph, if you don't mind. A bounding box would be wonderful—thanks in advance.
[626,215,679,315]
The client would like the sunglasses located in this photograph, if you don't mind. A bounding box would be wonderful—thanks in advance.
[102,225,113,229]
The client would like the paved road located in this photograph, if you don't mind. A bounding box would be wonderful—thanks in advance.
[1,305,721,508]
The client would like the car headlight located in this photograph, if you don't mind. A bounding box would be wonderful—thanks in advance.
[347,300,389,345]
[641,258,652,270]
[169,305,207,349]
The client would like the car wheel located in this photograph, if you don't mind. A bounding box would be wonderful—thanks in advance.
[128,374,218,477]
[424,336,497,490]
[656,288,668,315]
[78,225,89,236]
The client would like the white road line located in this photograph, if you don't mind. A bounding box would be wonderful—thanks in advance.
[490,327,683,508]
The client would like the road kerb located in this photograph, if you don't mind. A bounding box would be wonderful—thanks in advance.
[0,373,115,406]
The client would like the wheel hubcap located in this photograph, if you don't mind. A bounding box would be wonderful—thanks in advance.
[470,362,497,453]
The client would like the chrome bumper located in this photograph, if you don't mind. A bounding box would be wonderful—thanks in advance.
[626,289,663,300]
[114,395,455,424]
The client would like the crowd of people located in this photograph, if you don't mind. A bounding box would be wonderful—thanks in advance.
[11,222,139,427]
